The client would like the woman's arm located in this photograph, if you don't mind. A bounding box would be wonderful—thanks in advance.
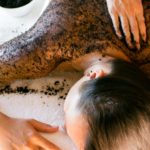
[106,0,146,49]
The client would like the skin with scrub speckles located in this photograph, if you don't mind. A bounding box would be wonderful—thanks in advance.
[0,0,149,85]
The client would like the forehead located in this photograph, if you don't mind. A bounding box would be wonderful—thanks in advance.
[64,75,90,113]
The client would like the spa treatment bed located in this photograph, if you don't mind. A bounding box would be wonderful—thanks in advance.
[0,0,149,149]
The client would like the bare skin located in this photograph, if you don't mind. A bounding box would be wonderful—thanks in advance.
[64,55,114,150]
[0,113,60,150]
[64,54,150,150]
[0,1,149,149]
[106,0,146,49]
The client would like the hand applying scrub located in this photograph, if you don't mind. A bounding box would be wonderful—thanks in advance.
[0,113,60,150]
[106,0,146,50]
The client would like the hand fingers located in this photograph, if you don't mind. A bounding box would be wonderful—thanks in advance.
[28,119,58,133]
[135,0,147,42]
[120,12,133,48]
[106,0,146,49]
[31,134,60,150]
[109,8,122,38]
[129,16,140,50]
[136,5,146,42]
[137,15,146,42]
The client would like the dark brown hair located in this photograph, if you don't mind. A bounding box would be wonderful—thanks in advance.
[78,59,150,150]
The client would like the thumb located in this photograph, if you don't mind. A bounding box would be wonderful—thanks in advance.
[28,119,58,133]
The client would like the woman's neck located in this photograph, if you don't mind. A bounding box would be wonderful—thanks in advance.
[71,50,130,74]
[84,58,113,76]
[71,52,114,74]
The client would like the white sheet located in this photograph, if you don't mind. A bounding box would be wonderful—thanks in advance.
[0,71,81,150]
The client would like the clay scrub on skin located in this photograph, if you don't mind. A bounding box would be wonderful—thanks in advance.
[0,0,32,8]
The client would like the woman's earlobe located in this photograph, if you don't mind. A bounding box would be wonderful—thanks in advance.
[89,70,106,79]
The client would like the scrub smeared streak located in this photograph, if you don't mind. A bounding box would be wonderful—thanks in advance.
[0,0,149,85]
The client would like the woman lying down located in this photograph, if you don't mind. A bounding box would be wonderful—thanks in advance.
[0,54,150,150]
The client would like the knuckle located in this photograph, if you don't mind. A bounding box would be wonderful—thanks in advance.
[23,139,34,148]
[26,130,37,139]
[128,11,135,17]
[30,132,38,139]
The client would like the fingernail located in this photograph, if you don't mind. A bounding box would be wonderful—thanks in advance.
[117,33,122,39]
[127,41,134,49]
[136,43,141,50]
[143,35,147,42]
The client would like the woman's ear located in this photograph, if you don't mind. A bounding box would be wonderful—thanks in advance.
[89,70,106,79]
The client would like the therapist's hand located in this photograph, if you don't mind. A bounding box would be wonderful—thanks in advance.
[106,0,146,50]
[0,113,60,150]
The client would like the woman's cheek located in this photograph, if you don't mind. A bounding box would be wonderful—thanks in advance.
[65,113,76,140]
[65,113,88,149]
